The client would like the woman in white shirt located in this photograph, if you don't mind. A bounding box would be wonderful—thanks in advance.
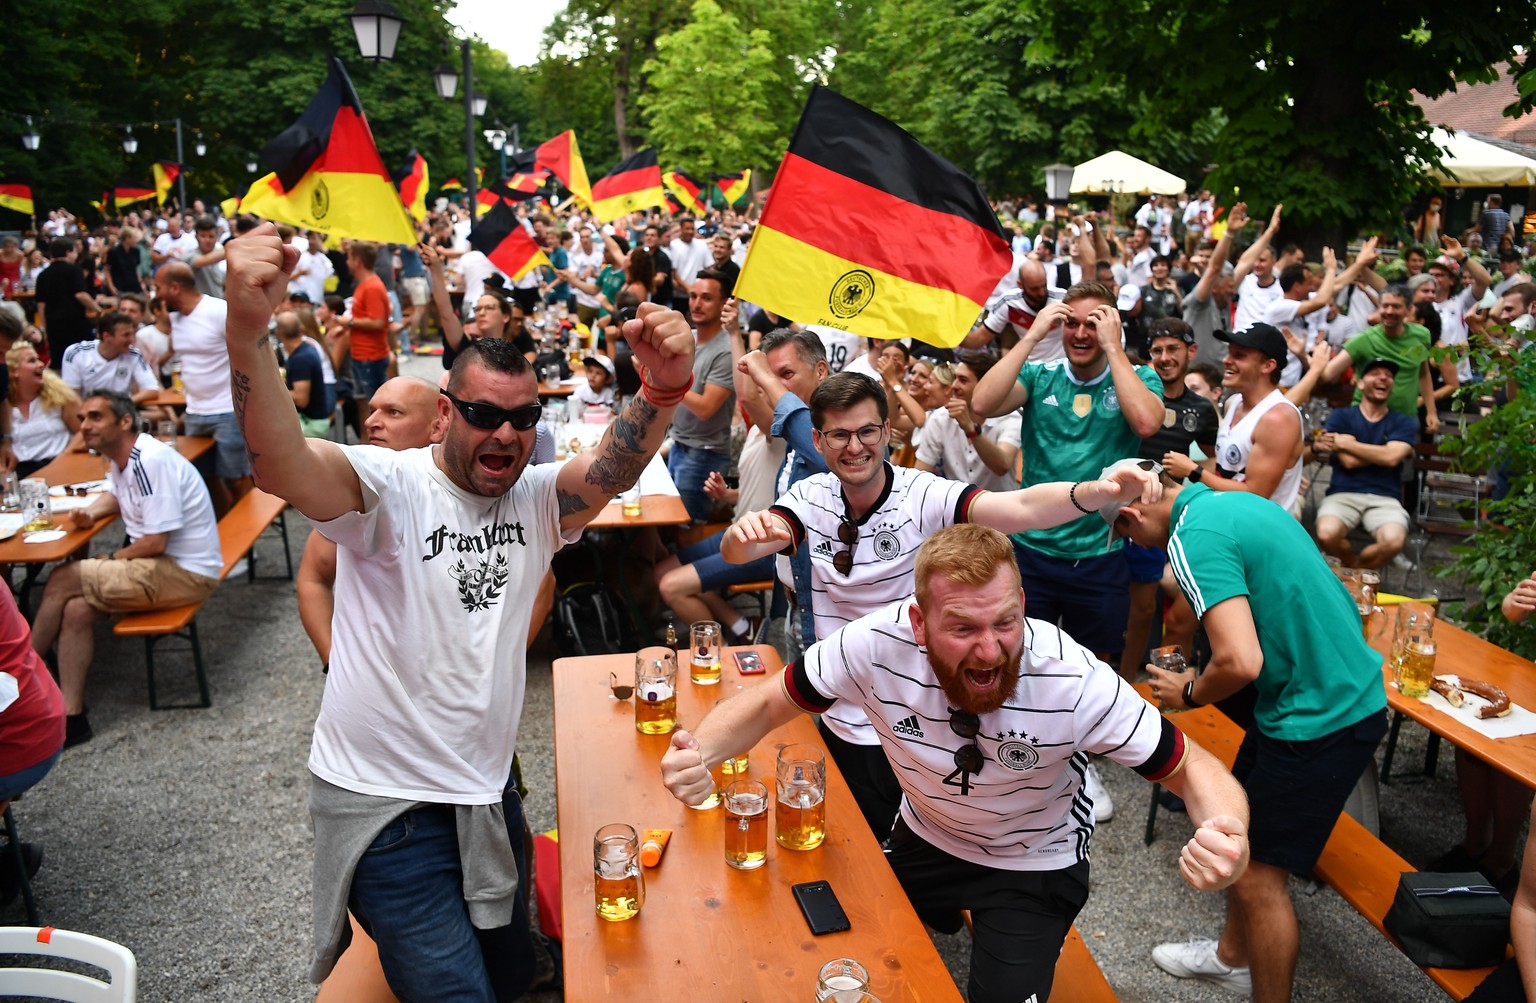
[8,343,80,477]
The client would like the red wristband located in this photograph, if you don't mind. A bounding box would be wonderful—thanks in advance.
[964,426,981,440]
[642,374,693,408]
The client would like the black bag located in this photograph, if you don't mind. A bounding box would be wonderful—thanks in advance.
[1384,871,1510,968]
[553,582,636,657]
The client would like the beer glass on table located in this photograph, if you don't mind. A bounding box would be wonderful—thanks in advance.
[634,647,678,735]
[1392,602,1437,699]
[817,959,870,1001]
[724,779,769,870]
[593,823,644,922]
[776,743,827,850]
[19,478,51,532]
[690,620,723,685]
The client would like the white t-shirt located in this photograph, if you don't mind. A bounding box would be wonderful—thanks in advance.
[667,236,712,290]
[310,448,577,803]
[1126,248,1154,287]
[10,401,71,464]
[1261,298,1313,388]
[1233,273,1283,332]
[808,326,866,375]
[170,295,232,415]
[915,408,1022,492]
[737,424,786,514]
[153,231,197,260]
[770,464,979,744]
[1434,288,1478,381]
[109,433,222,580]
[135,324,170,374]
[795,599,1171,869]
[302,335,337,387]
[59,341,159,398]
[290,250,334,306]
[841,352,881,383]
[456,251,503,316]
[567,244,605,308]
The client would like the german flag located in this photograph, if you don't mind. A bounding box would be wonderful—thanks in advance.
[535,130,592,207]
[664,192,686,215]
[0,180,33,217]
[242,55,416,244]
[470,200,549,281]
[113,180,158,210]
[395,150,429,222]
[440,177,464,193]
[735,86,1010,349]
[714,169,751,208]
[220,194,242,219]
[590,149,663,222]
[90,189,110,215]
[153,161,181,206]
[506,149,548,195]
[475,184,502,217]
[663,170,709,215]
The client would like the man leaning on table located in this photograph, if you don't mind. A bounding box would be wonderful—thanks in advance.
[222,222,696,1002]
[663,524,1250,1003]
[1122,473,1388,1003]
[30,390,221,748]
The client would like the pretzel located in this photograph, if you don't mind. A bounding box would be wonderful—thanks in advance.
[1461,678,1512,719]
[1431,676,1464,707]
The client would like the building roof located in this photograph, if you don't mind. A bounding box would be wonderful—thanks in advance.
[1414,66,1536,149]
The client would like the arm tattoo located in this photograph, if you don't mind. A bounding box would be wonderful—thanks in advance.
[230,368,262,472]
[585,394,661,495]
[557,488,590,518]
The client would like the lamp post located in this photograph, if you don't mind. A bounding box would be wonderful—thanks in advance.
[434,41,483,214]
[122,126,138,155]
[21,116,39,151]
[484,124,508,181]
[1043,162,1073,221]
[348,0,403,63]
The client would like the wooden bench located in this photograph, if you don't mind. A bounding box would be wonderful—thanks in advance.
[725,578,774,623]
[112,489,292,710]
[1133,684,1499,999]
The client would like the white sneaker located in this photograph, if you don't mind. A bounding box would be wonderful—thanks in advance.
[1392,553,1416,573]
[1083,762,1114,822]
[227,557,249,580]
[1152,938,1252,994]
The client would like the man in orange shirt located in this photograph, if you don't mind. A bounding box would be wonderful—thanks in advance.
[336,241,391,436]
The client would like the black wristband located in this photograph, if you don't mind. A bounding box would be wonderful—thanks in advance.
[1069,481,1093,514]
[1183,679,1204,708]
[1188,466,1204,483]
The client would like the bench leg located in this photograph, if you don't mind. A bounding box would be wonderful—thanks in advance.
[4,804,40,926]
[1423,732,1440,778]
[277,510,293,580]
[1380,710,1405,784]
[1144,783,1160,847]
[144,618,212,711]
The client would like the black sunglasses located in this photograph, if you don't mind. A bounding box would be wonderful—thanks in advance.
[440,389,542,431]
[832,514,858,576]
[950,709,984,794]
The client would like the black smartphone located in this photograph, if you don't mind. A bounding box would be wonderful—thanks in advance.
[792,880,851,935]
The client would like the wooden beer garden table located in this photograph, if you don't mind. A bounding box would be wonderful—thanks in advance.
[141,388,187,408]
[552,646,964,1002]
[1372,615,1536,788]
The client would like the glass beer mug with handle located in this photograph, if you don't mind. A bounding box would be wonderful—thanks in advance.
[1391,602,1437,700]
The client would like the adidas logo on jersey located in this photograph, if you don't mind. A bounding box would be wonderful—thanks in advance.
[1042,394,1059,407]
[813,540,835,557]
[892,715,924,738]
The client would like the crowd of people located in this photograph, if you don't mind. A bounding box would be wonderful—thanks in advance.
[0,179,1532,1002]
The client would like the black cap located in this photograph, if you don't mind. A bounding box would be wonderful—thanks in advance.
[1216,322,1287,362]
[1359,357,1400,377]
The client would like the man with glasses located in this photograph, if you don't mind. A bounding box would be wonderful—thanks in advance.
[223,222,696,1003]
[667,523,1249,1003]
[721,372,1161,837]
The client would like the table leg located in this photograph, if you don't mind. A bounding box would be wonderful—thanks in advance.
[1379,710,1405,784]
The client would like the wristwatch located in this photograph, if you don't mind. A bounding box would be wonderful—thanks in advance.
[1187,466,1203,483]
[890,383,905,394]
[1183,679,1204,708]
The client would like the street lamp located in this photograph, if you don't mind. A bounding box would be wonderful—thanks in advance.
[1043,163,1073,203]
[348,0,403,63]
[122,126,138,155]
[195,132,207,158]
[472,92,488,118]
[484,125,508,180]
[20,116,39,151]
[433,63,458,100]
[246,158,259,174]
[436,40,479,213]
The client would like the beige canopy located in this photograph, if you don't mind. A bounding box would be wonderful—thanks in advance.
[1070,151,1186,196]
[1428,127,1536,187]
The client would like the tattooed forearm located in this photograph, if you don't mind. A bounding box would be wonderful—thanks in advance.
[584,393,663,494]
[230,368,263,474]
[557,488,591,518]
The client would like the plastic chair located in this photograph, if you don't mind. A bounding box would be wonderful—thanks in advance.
[0,926,137,1002]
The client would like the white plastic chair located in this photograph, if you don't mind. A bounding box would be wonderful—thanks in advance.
[0,926,137,1002]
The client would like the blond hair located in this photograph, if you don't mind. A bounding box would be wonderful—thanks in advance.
[7,342,80,411]
[914,525,1020,609]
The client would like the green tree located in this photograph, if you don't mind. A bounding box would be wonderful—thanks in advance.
[638,0,785,176]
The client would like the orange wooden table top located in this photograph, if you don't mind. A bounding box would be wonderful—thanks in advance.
[552,646,963,1002]
[583,494,692,531]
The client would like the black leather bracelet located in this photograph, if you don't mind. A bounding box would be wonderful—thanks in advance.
[1183,679,1204,708]
[1069,481,1093,514]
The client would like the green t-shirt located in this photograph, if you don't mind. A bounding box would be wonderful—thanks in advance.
[1166,483,1387,740]
[1014,360,1163,557]
[1342,323,1431,417]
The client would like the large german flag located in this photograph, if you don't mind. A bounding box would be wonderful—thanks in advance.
[0,180,33,217]
[114,180,158,210]
[242,55,416,244]
[153,161,181,206]
[470,201,549,281]
[395,150,429,221]
[714,169,751,208]
[535,130,592,207]
[590,149,663,222]
[663,170,709,215]
[735,87,1010,349]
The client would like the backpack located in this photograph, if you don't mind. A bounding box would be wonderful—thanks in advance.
[553,582,636,657]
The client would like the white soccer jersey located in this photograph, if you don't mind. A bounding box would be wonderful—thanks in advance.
[791,600,1180,870]
[59,341,159,399]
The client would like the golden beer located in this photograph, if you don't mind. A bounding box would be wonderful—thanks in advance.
[724,781,769,869]
[634,682,676,735]
[594,824,644,921]
[690,621,723,685]
[775,783,826,850]
[622,495,643,517]
[688,763,722,811]
[1396,642,1436,699]
[595,872,643,922]
[171,368,185,394]
[721,752,749,775]
[1360,604,1373,640]
[691,655,721,685]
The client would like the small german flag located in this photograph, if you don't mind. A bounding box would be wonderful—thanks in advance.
[90,189,111,215]
[0,180,33,217]
[475,185,502,217]
[396,150,429,222]
[663,170,709,215]
[440,177,464,193]
[242,55,417,244]
[735,86,1010,348]
[507,149,548,195]
[535,130,592,207]
[153,161,181,206]
[714,169,751,208]
[590,149,663,222]
[114,180,158,210]
[470,200,549,281]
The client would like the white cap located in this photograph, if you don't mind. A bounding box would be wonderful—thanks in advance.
[1096,458,1163,551]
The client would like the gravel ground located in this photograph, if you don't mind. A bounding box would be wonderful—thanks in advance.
[1,352,1497,1001]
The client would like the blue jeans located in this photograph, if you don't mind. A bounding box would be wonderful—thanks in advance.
[349,791,535,1003]
[667,442,731,522]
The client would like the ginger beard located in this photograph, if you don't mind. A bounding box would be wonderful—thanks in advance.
[927,641,1022,716]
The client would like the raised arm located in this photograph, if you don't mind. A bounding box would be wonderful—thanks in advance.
[1232,203,1281,286]
[660,670,805,806]
[554,303,693,532]
[968,463,1161,533]
[419,243,466,350]
[1195,203,1247,302]
[1291,247,1338,319]
[1442,235,1491,297]
[973,301,1071,416]
[1092,306,1165,436]
[224,222,363,522]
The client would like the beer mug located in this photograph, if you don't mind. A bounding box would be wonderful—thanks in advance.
[0,470,19,513]
[634,647,678,736]
[1150,645,1188,713]
[593,823,644,922]
[724,779,769,870]
[19,477,51,532]
[1392,603,1437,700]
[619,484,642,518]
[817,959,870,1002]
[690,620,723,685]
[775,743,827,851]
[1345,571,1386,641]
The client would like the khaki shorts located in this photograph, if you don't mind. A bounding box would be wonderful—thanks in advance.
[1316,491,1409,536]
[79,556,220,614]
[400,275,429,307]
